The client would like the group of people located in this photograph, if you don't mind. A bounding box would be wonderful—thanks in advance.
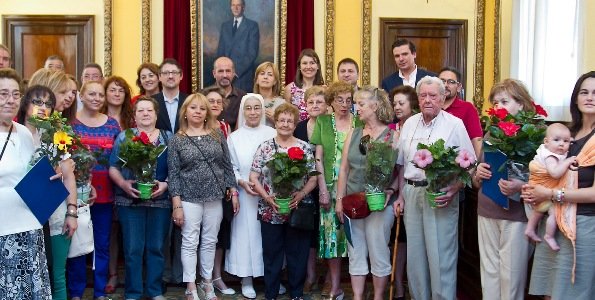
[1,37,595,300]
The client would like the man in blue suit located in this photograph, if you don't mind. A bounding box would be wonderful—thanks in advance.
[216,0,260,93]
[381,39,435,93]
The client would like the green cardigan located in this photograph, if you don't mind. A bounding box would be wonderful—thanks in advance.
[310,114,361,184]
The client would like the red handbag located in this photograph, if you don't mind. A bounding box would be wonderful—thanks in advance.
[342,192,371,219]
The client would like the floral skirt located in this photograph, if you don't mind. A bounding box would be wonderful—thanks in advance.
[0,229,52,300]
[318,184,348,259]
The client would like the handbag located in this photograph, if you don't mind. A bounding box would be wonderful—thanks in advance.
[184,133,235,221]
[342,192,370,219]
[289,200,318,231]
[68,205,94,258]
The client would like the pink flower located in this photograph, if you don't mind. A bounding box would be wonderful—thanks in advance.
[455,149,475,168]
[413,149,434,168]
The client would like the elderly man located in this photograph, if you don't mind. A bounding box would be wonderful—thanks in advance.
[393,76,474,300]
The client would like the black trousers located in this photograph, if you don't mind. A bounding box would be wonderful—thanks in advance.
[260,221,311,299]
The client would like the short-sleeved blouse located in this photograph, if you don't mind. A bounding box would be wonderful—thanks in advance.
[287,82,308,121]
[251,138,316,224]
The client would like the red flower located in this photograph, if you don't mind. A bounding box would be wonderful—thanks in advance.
[533,103,548,117]
[132,136,141,142]
[487,107,509,120]
[287,147,305,160]
[139,132,150,145]
[498,121,521,137]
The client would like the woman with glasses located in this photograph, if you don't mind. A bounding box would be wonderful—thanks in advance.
[201,85,235,295]
[226,93,277,298]
[284,49,325,121]
[335,86,398,300]
[308,82,355,298]
[0,68,68,300]
[132,63,162,104]
[249,103,318,300]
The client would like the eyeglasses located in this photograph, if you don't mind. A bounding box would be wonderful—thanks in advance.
[359,134,370,155]
[82,74,102,81]
[209,99,224,105]
[161,70,181,76]
[440,79,459,85]
[335,98,352,106]
[31,98,54,108]
[0,90,22,101]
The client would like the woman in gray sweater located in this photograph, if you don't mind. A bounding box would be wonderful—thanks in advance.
[167,93,239,300]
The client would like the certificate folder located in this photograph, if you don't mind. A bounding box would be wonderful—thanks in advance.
[481,149,509,209]
[14,156,70,224]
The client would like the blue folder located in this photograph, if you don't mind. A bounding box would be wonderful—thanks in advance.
[14,156,70,224]
[481,149,509,209]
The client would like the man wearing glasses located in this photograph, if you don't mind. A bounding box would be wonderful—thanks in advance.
[439,67,483,158]
[394,76,474,300]
[154,58,188,133]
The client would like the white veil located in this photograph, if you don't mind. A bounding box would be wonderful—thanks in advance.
[237,93,267,128]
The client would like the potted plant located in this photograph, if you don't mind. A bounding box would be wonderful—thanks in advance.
[266,146,319,214]
[364,139,397,211]
[71,145,96,205]
[412,139,477,208]
[116,129,167,200]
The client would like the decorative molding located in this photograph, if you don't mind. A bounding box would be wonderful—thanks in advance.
[104,0,112,76]
[494,0,501,84]
[324,0,335,84]
[361,0,372,86]
[141,0,151,63]
[190,0,200,92]
[279,0,287,86]
[473,0,485,111]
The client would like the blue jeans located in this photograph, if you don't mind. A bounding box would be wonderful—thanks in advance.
[67,203,113,298]
[118,205,170,299]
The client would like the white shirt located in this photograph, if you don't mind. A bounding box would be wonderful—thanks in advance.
[234,16,243,28]
[397,110,475,181]
[399,65,418,88]
[0,122,41,236]
[164,92,180,132]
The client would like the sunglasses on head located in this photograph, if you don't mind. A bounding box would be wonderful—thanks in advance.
[359,134,370,155]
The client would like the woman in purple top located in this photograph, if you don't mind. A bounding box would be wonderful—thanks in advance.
[67,81,121,300]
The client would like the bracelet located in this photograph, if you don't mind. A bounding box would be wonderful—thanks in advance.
[65,211,78,218]
[67,203,77,209]
[231,191,239,197]
[300,190,307,198]
[555,189,565,203]
[173,206,183,210]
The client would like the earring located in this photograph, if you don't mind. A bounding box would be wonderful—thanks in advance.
[204,119,207,123]
[184,116,187,119]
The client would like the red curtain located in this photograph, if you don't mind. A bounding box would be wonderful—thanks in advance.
[163,0,314,89]
[285,0,315,85]
[163,0,192,94]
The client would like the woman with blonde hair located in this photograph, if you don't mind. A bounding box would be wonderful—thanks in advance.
[335,86,398,300]
[253,62,285,127]
[168,93,239,300]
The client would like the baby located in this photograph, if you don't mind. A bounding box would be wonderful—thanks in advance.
[525,123,576,251]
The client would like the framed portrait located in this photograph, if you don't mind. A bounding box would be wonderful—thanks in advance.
[191,0,287,93]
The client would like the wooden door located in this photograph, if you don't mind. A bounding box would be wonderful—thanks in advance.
[379,18,467,93]
[2,15,94,80]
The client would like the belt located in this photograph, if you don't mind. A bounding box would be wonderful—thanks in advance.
[406,179,428,187]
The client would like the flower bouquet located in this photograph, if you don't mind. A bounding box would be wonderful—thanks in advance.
[266,146,319,214]
[116,129,166,200]
[412,139,477,208]
[364,139,397,211]
[481,104,548,169]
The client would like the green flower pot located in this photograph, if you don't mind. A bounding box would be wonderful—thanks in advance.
[137,182,155,200]
[275,197,291,215]
[366,192,385,211]
[425,190,447,209]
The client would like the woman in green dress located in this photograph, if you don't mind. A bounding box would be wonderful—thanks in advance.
[310,81,355,300]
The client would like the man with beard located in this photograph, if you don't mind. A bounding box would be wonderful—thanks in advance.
[381,39,435,92]
[213,56,246,131]
[438,66,482,158]
[154,58,188,133]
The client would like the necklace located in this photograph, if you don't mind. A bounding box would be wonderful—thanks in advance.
[330,113,355,182]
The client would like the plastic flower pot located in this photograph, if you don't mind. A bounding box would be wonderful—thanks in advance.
[365,192,385,211]
[425,190,447,209]
[77,183,92,205]
[137,182,155,200]
[275,197,292,215]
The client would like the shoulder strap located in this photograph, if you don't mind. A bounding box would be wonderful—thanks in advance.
[183,133,226,195]
[0,123,14,162]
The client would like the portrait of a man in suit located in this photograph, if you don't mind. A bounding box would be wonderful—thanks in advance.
[216,0,260,93]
